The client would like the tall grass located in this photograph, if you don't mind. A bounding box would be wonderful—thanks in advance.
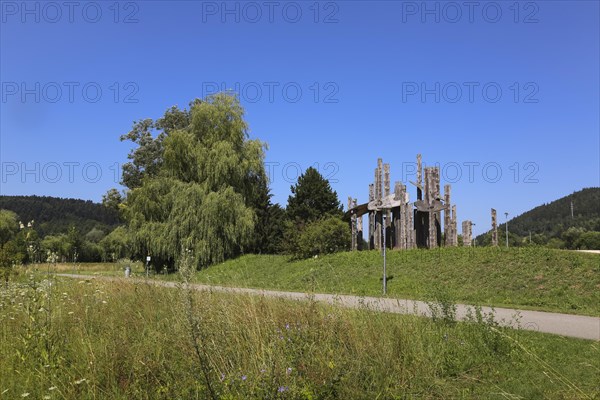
[1,267,598,399]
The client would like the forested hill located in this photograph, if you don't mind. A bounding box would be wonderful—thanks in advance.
[476,187,600,246]
[0,195,120,237]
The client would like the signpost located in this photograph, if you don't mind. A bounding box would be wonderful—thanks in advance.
[146,256,151,277]
[367,194,402,295]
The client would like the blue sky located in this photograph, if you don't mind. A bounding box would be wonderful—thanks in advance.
[1,0,599,235]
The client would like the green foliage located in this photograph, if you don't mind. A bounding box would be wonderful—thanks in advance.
[286,167,343,224]
[546,238,565,249]
[41,235,70,261]
[576,231,600,250]
[0,196,120,238]
[101,189,123,212]
[119,102,198,189]
[292,217,351,259]
[476,187,600,248]
[0,209,19,245]
[125,94,267,270]
[99,226,131,262]
[84,227,106,243]
[427,287,457,325]
[249,197,286,255]
[0,240,21,283]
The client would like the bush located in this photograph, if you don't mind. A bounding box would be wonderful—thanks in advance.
[576,231,600,250]
[292,217,350,259]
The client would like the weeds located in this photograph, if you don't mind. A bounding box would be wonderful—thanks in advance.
[0,270,598,399]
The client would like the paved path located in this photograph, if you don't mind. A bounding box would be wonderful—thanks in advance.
[58,274,600,341]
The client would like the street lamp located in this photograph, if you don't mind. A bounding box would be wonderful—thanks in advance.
[504,212,509,248]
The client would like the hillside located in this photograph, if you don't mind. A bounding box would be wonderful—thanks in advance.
[476,187,600,247]
[187,248,599,316]
[0,195,120,237]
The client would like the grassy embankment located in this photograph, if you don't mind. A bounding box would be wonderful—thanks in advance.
[1,268,598,399]
[52,247,600,315]
[194,247,600,316]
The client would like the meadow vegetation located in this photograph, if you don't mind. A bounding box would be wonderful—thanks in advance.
[1,266,598,399]
[52,247,600,316]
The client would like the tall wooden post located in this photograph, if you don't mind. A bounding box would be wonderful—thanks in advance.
[348,196,357,251]
[374,159,383,250]
[491,208,498,246]
[356,198,363,250]
[384,163,391,248]
[444,184,451,246]
[451,205,457,246]
[417,153,423,200]
[462,220,472,247]
[393,182,402,249]
[369,183,374,250]
[424,167,437,248]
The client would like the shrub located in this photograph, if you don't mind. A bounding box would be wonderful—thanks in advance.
[576,231,600,250]
[293,217,350,259]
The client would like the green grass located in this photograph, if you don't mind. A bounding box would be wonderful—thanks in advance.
[1,268,598,399]
[192,247,600,316]
[50,247,600,316]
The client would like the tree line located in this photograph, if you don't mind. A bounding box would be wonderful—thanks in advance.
[0,94,349,274]
[3,94,597,277]
[475,188,600,249]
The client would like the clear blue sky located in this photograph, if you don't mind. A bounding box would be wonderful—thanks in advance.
[1,0,599,235]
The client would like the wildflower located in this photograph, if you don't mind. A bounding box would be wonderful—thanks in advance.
[220,373,225,382]
[286,367,292,375]
[241,375,247,381]
[278,386,288,392]
[260,369,266,374]
[285,323,290,330]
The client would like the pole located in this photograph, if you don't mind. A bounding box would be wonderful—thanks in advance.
[505,212,509,248]
[383,212,387,295]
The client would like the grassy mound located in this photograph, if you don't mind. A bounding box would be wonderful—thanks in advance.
[195,247,600,316]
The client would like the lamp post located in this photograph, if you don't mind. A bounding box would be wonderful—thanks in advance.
[504,212,509,248]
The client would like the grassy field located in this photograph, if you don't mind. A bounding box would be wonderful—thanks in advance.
[192,247,600,316]
[1,268,598,399]
[52,247,600,316]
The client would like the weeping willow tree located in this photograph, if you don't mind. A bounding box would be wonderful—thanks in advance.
[125,94,266,270]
